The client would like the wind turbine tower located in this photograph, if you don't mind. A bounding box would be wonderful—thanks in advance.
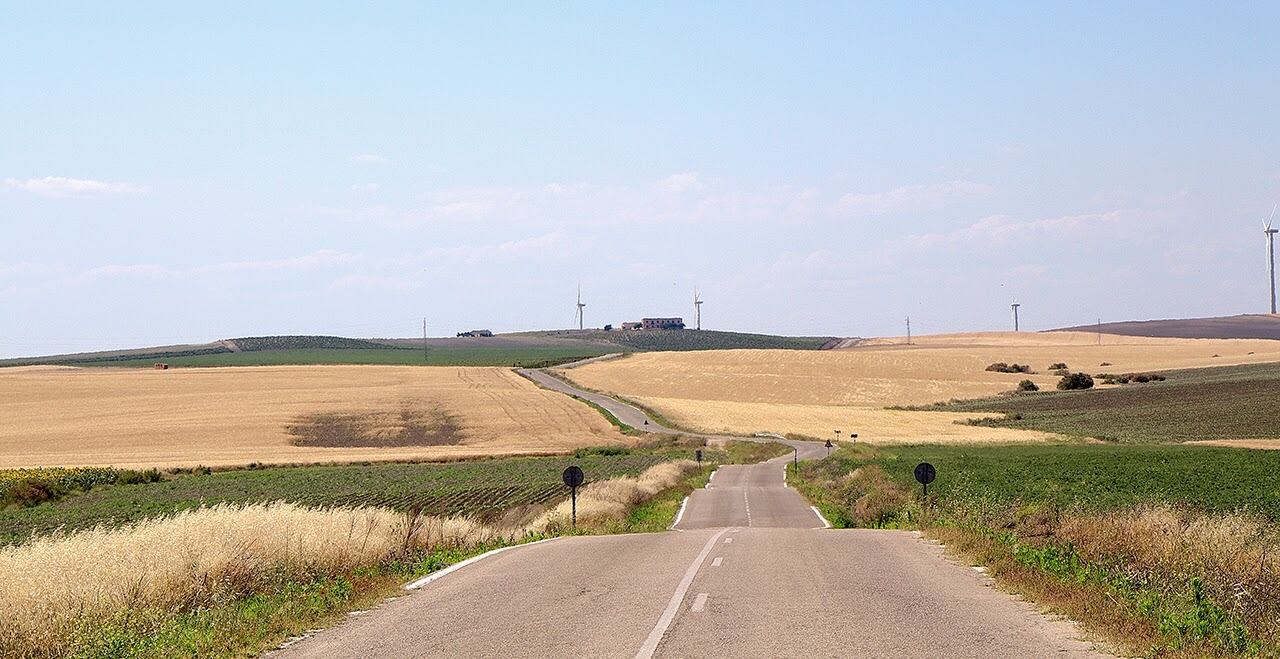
[693,288,703,330]
[1011,302,1021,332]
[1267,206,1278,315]
[575,284,587,330]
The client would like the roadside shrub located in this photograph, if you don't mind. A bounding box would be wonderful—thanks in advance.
[1057,372,1095,390]
[986,362,1033,374]
[4,480,62,507]
[116,469,163,485]
[1048,362,1068,370]
[1016,380,1039,392]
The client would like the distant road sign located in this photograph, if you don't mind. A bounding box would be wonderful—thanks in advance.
[914,462,936,485]
[562,466,585,488]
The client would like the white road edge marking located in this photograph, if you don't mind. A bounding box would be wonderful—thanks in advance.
[403,537,561,590]
[724,537,734,544]
[811,506,832,529]
[670,496,690,530]
[691,593,709,612]
[711,557,723,567]
[634,527,730,659]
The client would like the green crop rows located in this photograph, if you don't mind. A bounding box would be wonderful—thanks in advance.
[0,452,695,546]
[849,443,1280,518]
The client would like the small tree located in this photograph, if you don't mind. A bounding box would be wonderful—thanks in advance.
[1017,379,1039,392]
[1057,372,1094,390]
[1048,362,1068,370]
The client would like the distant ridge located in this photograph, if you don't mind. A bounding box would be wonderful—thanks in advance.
[1051,314,1280,340]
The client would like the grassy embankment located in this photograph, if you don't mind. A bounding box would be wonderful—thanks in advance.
[0,440,785,658]
[792,392,1280,658]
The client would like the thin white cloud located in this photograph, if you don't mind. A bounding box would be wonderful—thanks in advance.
[351,153,388,165]
[350,183,380,193]
[655,172,705,193]
[890,210,1139,253]
[834,180,992,216]
[5,176,148,198]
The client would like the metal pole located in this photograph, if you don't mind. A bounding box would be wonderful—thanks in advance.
[1269,232,1277,314]
[793,446,798,468]
[571,487,577,528]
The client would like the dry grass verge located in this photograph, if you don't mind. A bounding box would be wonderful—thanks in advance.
[0,460,699,658]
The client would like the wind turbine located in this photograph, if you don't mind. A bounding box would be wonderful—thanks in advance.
[1267,205,1278,315]
[1011,302,1021,332]
[575,283,587,330]
[693,288,703,330]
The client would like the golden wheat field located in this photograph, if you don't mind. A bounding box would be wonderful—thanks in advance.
[558,331,1280,443]
[0,365,629,469]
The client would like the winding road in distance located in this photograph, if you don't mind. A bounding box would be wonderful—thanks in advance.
[275,366,1109,658]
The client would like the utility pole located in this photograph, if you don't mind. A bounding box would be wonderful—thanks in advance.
[423,318,428,363]
[1097,318,1102,346]
[906,316,912,345]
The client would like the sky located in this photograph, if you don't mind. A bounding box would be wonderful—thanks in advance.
[2,2,1279,357]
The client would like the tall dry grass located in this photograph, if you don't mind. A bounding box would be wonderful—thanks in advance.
[0,460,695,658]
[527,460,700,531]
[1057,504,1280,640]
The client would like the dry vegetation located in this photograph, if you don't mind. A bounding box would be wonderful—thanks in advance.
[0,460,700,659]
[559,331,1280,443]
[0,365,630,469]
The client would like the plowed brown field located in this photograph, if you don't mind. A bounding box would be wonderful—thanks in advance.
[558,331,1280,443]
[0,365,629,468]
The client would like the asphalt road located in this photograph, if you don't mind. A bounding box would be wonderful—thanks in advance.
[276,371,1108,658]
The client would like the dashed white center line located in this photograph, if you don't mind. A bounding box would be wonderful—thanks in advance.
[691,593,709,612]
[743,488,752,526]
[711,557,723,567]
[724,537,733,544]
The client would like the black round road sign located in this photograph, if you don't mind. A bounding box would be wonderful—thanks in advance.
[914,462,936,485]
[562,466,585,488]
[824,439,833,448]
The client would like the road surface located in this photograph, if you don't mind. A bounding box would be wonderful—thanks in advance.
[276,371,1108,658]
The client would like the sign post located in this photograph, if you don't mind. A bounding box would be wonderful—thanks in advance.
[914,462,936,498]
[824,439,833,457]
[562,466,585,528]
[850,433,858,443]
[793,446,798,468]
[695,449,702,465]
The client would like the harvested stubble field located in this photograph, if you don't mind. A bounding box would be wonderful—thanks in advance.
[0,365,630,469]
[559,331,1280,443]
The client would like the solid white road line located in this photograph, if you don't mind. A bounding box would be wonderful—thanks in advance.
[634,528,730,659]
[670,496,690,529]
[691,593,709,612]
[811,505,832,529]
[711,557,723,567]
[403,537,561,590]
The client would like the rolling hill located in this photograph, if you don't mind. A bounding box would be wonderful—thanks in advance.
[1052,314,1280,340]
[0,329,838,368]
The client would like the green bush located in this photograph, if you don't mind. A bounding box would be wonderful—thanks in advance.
[1049,362,1068,370]
[1017,380,1039,392]
[1058,372,1095,390]
[986,362,1033,374]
